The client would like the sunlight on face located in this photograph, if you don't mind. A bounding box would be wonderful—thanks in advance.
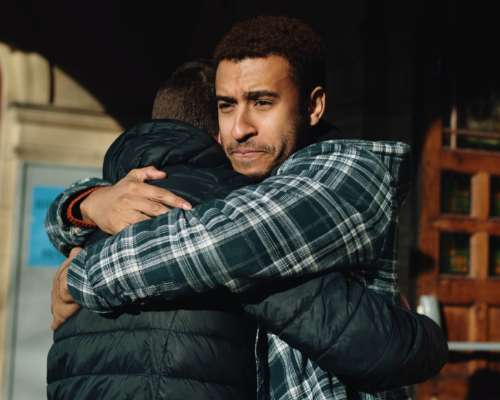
[216,56,304,179]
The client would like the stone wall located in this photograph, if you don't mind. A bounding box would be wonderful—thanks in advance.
[0,42,121,397]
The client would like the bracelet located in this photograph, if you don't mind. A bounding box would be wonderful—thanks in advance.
[66,187,104,228]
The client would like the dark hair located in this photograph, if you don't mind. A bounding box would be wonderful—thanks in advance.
[152,60,218,135]
[213,16,326,102]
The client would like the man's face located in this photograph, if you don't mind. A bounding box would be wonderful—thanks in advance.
[215,56,304,179]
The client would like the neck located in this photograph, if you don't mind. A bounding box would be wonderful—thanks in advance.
[296,119,337,152]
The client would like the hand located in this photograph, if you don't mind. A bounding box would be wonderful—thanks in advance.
[80,166,192,235]
[50,248,82,331]
[400,295,411,310]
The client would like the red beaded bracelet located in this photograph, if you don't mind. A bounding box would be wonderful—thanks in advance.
[66,186,104,228]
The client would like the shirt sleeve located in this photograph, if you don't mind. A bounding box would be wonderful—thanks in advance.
[243,272,448,391]
[45,177,110,255]
[67,141,395,311]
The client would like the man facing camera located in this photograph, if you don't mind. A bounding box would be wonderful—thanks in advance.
[48,17,447,400]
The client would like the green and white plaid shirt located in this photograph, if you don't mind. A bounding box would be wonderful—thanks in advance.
[46,139,412,400]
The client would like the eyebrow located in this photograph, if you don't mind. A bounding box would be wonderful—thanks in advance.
[215,95,236,104]
[216,90,280,104]
[246,90,279,100]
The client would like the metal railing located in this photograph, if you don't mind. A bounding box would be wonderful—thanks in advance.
[448,341,500,352]
[417,295,500,352]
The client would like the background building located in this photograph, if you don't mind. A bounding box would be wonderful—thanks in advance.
[0,1,499,399]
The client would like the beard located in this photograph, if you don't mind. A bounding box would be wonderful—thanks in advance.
[224,113,308,180]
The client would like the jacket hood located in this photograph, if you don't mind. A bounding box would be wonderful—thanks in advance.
[103,119,229,182]
[314,123,411,208]
[368,141,412,208]
[329,139,412,208]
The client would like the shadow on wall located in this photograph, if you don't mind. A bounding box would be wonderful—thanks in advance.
[467,369,500,400]
[408,249,435,279]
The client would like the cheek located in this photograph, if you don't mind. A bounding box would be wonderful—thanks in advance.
[217,116,232,144]
[256,110,286,140]
[264,110,296,151]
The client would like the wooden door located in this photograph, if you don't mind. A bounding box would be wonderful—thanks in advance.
[416,117,500,399]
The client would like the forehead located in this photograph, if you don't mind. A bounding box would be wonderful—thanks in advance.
[215,55,295,96]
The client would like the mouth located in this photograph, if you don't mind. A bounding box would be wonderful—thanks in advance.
[230,150,267,160]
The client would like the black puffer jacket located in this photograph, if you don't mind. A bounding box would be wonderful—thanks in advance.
[243,127,447,392]
[245,272,447,392]
[48,120,447,399]
[47,120,257,400]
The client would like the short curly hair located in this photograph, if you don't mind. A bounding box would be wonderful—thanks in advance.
[152,60,218,135]
[213,16,326,101]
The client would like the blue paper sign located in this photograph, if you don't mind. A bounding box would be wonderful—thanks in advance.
[28,186,66,267]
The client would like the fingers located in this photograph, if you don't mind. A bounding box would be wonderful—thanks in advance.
[400,295,411,310]
[153,189,192,211]
[51,255,80,331]
[51,302,80,331]
[125,168,192,210]
[104,210,151,235]
[120,193,170,217]
[113,180,191,211]
[124,182,192,211]
[127,166,167,182]
[80,167,192,234]
[69,247,82,258]
[58,267,73,303]
[55,260,75,304]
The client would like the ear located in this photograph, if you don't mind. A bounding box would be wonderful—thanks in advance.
[308,86,326,127]
[216,131,222,144]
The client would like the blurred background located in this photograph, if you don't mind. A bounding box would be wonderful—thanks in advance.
[0,1,499,399]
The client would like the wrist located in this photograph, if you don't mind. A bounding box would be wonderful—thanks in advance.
[67,187,104,228]
[80,193,95,223]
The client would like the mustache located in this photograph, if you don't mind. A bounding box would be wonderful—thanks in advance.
[226,141,274,154]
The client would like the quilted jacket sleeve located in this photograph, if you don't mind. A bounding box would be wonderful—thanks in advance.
[243,272,448,392]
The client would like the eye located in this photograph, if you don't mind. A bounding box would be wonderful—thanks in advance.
[254,99,273,109]
[218,102,234,113]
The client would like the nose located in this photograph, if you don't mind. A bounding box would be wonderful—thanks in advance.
[231,107,257,142]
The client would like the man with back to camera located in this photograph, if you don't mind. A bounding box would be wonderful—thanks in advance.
[48,59,444,400]
[48,16,447,399]
[47,60,259,400]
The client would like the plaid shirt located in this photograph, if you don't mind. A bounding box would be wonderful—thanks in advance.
[46,139,412,400]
